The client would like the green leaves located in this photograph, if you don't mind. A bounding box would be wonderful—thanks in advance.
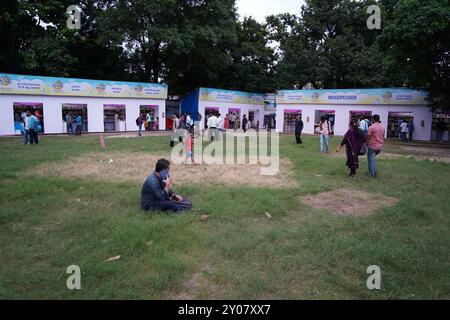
[1,0,448,108]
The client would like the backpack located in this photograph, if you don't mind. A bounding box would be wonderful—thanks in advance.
[136,117,141,126]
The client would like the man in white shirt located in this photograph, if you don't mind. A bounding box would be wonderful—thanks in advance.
[359,116,369,138]
[186,113,193,130]
[400,119,409,142]
[217,113,223,131]
[207,113,219,141]
[23,111,30,145]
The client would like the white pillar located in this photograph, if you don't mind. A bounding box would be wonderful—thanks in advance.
[303,107,315,135]
[88,101,104,133]
[158,100,166,131]
[43,100,63,134]
[126,102,140,132]
[0,98,14,135]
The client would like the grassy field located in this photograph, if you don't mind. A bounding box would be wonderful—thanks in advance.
[0,133,449,299]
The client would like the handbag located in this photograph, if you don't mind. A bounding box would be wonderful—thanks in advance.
[359,143,367,156]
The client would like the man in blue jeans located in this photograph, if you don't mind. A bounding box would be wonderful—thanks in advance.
[141,159,192,213]
[367,115,385,177]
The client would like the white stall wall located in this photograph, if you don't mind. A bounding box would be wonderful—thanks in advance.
[0,94,166,135]
[199,100,265,129]
[276,104,432,141]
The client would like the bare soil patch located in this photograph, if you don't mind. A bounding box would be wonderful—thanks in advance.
[300,188,398,217]
[170,263,222,300]
[20,152,297,188]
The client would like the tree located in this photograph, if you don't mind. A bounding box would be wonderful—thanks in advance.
[380,0,450,109]
[164,0,239,94]
[226,17,277,93]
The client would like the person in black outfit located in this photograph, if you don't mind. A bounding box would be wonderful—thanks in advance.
[295,115,304,144]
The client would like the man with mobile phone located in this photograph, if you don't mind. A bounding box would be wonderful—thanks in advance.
[141,159,192,213]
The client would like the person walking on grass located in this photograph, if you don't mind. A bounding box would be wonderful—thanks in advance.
[336,120,365,178]
[136,114,144,136]
[184,132,196,165]
[295,115,304,144]
[367,115,385,178]
[141,159,192,213]
[319,116,332,153]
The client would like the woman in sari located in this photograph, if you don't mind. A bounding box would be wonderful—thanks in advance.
[224,114,230,129]
[336,120,366,177]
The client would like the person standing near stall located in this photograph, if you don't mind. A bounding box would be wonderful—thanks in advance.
[408,119,415,142]
[136,114,144,136]
[28,111,39,145]
[75,113,83,135]
[318,116,332,153]
[242,115,249,133]
[224,114,230,130]
[229,112,236,129]
[65,113,73,135]
[23,110,31,145]
[295,115,304,144]
[400,119,408,142]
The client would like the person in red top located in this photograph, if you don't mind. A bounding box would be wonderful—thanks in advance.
[367,114,385,177]
[184,132,195,165]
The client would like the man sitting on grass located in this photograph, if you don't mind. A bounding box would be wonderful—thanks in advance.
[141,159,192,213]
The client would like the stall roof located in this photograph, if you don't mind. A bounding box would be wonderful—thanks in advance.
[277,88,428,106]
[0,73,168,99]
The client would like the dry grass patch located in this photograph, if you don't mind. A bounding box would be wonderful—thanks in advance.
[20,152,297,188]
[300,188,398,217]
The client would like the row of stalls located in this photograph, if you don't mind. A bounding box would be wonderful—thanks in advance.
[181,87,442,141]
[0,73,168,135]
[275,88,442,141]
[1,74,446,142]
[180,88,276,130]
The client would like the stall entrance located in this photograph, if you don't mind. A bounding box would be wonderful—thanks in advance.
[229,108,241,129]
[205,107,219,129]
[388,112,414,139]
[314,110,335,134]
[13,102,44,134]
[248,109,260,129]
[62,104,88,133]
[283,109,302,133]
[264,113,276,130]
[432,112,450,141]
[141,105,159,131]
[350,111,372,126]
[104,104,126,132]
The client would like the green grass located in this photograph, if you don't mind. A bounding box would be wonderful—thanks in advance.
[0,134,449,299]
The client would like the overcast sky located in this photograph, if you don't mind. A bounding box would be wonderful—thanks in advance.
[236,0,305,22]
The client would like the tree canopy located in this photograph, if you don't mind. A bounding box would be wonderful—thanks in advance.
[1,0,449,108]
